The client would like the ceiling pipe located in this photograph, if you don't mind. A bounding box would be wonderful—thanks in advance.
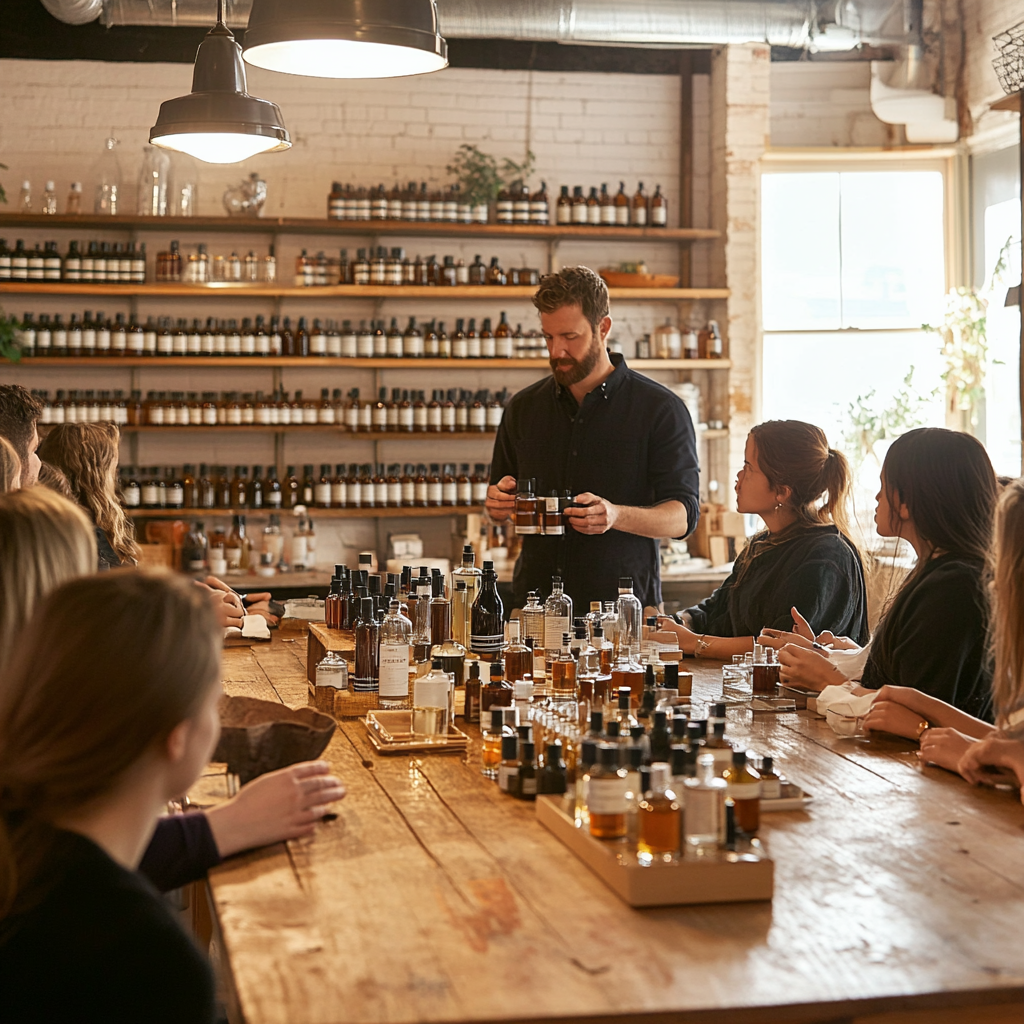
[40,0,102,25]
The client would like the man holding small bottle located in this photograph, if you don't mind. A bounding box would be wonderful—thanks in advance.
[486,266,700,611]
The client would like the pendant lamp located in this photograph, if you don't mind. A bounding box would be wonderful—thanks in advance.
[150,0,290,165]
[242,0,448,79]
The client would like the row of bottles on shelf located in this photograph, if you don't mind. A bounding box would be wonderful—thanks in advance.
[0,238,147,283]
[326,180,539,224]
[637,319,724,361]
[179,514,305,576]
[555,182,667,228]
[121,462,493,511]
[154,242,277,284]
[295,249,540,288]
[11,310,549,360]
[38,385,509,430]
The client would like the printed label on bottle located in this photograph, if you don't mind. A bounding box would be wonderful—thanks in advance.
[469,407,486,427]
[498,764,519,793]
[726,780,762,801]
[379,643,410,698]
[652,205,667,226]
[427,482,443,503]
[314,483,331,505]
[472,482,488,503]
[587,775,628,815]
[760,779,781,800]
[520,776,537,796]
[187,559,206,572]
[544,616,570,651]
[471,632,504,655]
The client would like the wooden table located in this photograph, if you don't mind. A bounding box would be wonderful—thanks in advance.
[210,636,1024,1024]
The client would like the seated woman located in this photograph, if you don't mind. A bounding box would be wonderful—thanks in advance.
[657,420,867,660]
[859,476,1024,785]
[0,570,223,1020]
[773,428,998,722]
[0,488,345,893]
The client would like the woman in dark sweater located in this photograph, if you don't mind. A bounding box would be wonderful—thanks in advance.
[658,420,867,659]
[0,571,222,1022]
[777,428,998,721]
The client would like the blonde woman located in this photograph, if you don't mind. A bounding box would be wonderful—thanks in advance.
[36,421,139,570]
[0,488,345,892]
[0,436,22,494]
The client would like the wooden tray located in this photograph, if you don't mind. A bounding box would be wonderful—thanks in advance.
[761,782,814,813]
[535,794,773,907]
[599,271,679,288]
[362,710,469,755]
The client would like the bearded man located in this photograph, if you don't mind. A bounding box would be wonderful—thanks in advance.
[486,265,700,612]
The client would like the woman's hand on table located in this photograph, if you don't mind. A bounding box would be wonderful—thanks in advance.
[241,591,281,626]
[918,728,976,773]
[197,581,244,629]
[777,643,845,691]
[656,616,698,655]
[206,760,347,858]
[862,699,929,741]
[958,735,1024,801]
[759,628,813,652]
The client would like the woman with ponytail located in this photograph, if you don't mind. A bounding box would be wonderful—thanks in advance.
[658,420,867,660]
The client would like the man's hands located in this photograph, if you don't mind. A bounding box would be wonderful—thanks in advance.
[564,492,619,535]
[485,475,516,522]
[197,578,244,629]
[205,760,346,858]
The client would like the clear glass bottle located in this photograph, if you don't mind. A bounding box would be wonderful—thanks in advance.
[615,576,643,658]
[550,632,577,697]
[312,650,348,714]
[379,599,412,709]
[481,707,506,779]
[450,544,482,646]
[543,576,573,675]
[503,619,533,685]
[520,590,546,678]
[683,753,727,856]
[93,136,123,215]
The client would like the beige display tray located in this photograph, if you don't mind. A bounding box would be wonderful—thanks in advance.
[362,710,469,755]
[535,794,774,907]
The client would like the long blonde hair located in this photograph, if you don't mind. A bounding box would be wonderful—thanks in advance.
[0,488,97,676]
[990,478,1024,727]
[36,422,139,565]
[0,437,20,494]
[0,570,222,920]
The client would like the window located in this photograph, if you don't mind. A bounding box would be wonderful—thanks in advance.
[761,167,949,519]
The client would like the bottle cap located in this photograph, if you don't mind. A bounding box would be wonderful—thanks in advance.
[501,734,518,760]
[521,741,535,761]
[687,721,704,743]
[639,765,652,796]
[725,799,737,849]
[590,710,603,733]
[732,748,748,767]
[663,662,679,688]
[617,687,630,709]
[712,721,726,738]
[712,702,727,718]
[431,658,442,669]
[490,708,504,731]
[672,715,688,739]
[630,725,645,741]
[627,745,643,769]
[547,741,563,761]
[597,744,619,768]
[469,661,480,679]
[516,723,532,739]
[645,664,655,685]
[670,745,688,776]
[489,662,503,679]
[618,576,633,588]
[581,739,598,764]
[761,755,775,773]
[605,720,620,738]
[653,710,668,730]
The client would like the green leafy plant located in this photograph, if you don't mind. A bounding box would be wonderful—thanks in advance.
[0,311,21,364]
[446,145,535,207]
[842,367,938,467]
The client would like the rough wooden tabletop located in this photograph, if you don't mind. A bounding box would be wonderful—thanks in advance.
[211,637,1024,1024]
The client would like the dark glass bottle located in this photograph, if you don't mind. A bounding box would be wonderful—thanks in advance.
[353,596,381,692]
[470,559,504,660]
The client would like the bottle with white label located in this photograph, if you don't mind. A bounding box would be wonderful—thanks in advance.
[412,658,450,737]
[378,599,412,709]
[543,575,573,672]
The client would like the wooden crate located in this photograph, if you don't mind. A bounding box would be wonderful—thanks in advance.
[535,794,773,907]
[306,622,384,719]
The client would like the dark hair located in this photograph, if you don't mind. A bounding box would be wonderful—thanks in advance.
[36,461,74,500]
[532,266,610,334]
[0,570,221,920]
[0,385,42,467]
[872,427,998,678]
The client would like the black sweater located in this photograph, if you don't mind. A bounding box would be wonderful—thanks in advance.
[0,829,216,1024]
[861,554,992,720]
[683,525,869,644]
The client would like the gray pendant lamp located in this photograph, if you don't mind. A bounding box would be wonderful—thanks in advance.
[150,0,291,165]
[242,0,448,79]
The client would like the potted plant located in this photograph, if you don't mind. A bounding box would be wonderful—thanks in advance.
[447,145,535,224]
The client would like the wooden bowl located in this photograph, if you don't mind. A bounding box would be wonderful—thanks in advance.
[599,271,679,288]
[213,695,336,784]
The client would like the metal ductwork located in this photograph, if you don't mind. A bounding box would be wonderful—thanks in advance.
[90,0,917,54]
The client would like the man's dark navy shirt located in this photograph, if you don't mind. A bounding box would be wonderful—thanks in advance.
[490,353,700,611]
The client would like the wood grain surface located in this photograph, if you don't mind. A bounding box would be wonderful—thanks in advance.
[212,639,1024,1024]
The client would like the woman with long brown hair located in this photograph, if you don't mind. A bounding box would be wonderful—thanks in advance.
[0,570,221,1020]
[0,437,20,494]
[657,420,867,660]
[36,421,139,569]
[776,428,998,719]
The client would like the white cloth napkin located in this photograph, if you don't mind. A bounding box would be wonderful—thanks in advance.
[825,641,871,680]
[224,614,272,640]
[816,682,879,722]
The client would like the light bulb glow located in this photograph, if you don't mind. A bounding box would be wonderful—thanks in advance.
[151,132,289,164]
[243,38,447,78]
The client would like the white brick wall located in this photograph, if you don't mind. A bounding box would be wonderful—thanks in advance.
[0,57,725,567]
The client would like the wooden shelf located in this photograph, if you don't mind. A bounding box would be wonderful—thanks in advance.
[0,212,720,243]
[702,427,729,439]
[63,424,498,439]
[8,355,732,370]
[0,281,729,300]
[128,504,484,519]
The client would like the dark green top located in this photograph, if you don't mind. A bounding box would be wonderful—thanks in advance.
[683,524,869,644]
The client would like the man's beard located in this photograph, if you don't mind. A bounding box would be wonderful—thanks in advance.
[550,332,602,386]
